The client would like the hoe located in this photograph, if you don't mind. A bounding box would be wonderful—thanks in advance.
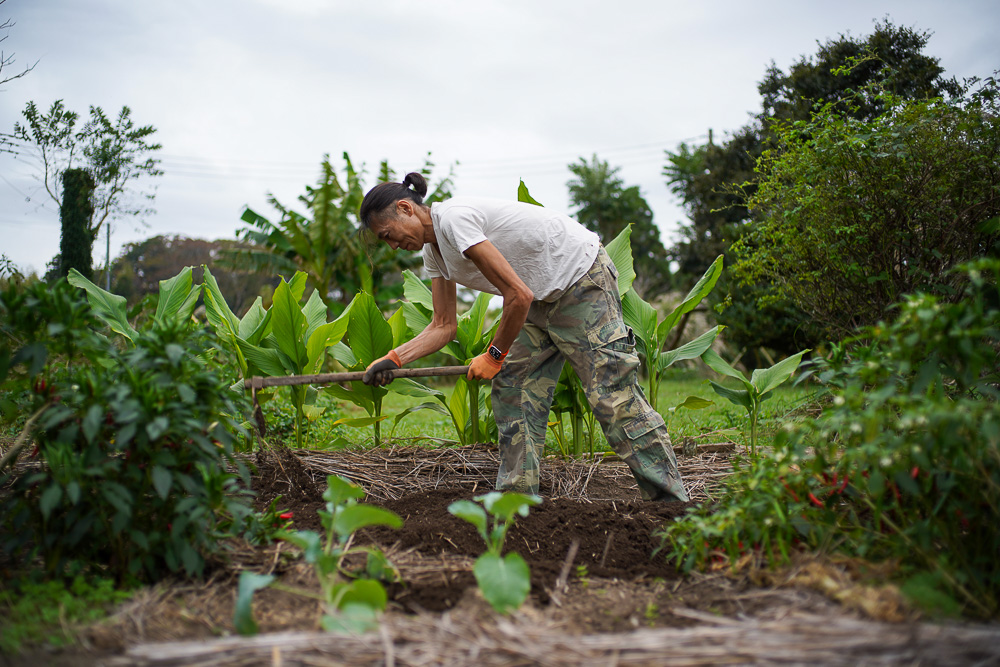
[245,365,470,436]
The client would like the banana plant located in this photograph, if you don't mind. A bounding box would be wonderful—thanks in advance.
[68,266,200,343]
[389,270,499,445]
[323,291,404,447]
[203,267,353,448]
[701,347,810,456]
[621,255,725,412]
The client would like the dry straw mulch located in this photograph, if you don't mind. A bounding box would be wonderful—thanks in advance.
[112,608,1000,667]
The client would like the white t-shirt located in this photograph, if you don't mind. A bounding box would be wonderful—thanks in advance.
[423,197,600,302]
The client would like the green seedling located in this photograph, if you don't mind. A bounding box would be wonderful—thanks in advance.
[448,491,541,613]
[701,347,810,456]
[235,475,402,635]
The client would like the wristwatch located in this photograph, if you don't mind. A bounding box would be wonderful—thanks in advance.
[487,344,505,362]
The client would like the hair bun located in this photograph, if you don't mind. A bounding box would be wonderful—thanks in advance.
[401,172,429,198]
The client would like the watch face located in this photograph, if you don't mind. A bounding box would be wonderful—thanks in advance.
[488,345,503,361]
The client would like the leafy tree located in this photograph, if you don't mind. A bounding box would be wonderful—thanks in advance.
[6,100,162,241]
[57,168,95,280]
[733,78,1000,339]
[567,154,670,296]
[663,19,966,353]
[225,152,454,313]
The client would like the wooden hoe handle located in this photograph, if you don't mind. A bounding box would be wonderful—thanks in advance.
[246,365,471,390]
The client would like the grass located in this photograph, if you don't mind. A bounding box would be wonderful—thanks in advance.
[256,367,821,455]
[0,575,133,654]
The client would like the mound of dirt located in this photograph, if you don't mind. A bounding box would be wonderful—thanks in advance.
[249,447,695,613]
[356,487,693,611]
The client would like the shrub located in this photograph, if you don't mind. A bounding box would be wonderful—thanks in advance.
[1,280,256,580]
[733,76,1000,340]
[660,259,1000,618]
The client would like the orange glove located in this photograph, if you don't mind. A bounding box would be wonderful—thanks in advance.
[467,345,507,380]
[363,350,402,386]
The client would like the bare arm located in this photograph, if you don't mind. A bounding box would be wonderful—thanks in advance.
[394,276,459,365]
[463,240,533,352]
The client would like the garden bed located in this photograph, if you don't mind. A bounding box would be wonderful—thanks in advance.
[11,442,998,666]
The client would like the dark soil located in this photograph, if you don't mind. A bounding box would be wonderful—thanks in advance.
[249,448,695,614]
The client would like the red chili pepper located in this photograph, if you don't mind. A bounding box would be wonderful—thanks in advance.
[911,466,919,479]
[279,512,294,520]
[781,479,800,502]
[808,492,824,508]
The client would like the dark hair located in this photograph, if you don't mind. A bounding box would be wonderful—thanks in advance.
[358,172,429,230]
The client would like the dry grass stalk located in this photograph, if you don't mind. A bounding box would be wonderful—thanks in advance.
[287,442,734,504]
[113,610,1000,666]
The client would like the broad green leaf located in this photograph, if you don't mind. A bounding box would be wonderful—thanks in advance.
[708,380,754,413]
[481,492,541,521]
[201,266,239,336]
[39,484,63,521]
[235,338,288,377]
[448,499,489,538]
[67,269,137,342]
[328,341,357,369]
[321,604,379,634]
[448,377,470,429]
[154,266,199,326]
[332,415,390,428]
[323,475,366,506]
[517,179,543,206]
[288,271,308,303]
[391,401,450,437]
[275,530,324,562]
[387,378,444,399]
[473,552,531,613]
[750,349,811,396]
[622,288,658,354]
[151,465,172,500]
[302,289,329,340]
[306,307,352,372]
[332,505,403,539]
[302,404,325,421]
[338,579,388,612]
[701,348,752,390]
[323,382,374,415]
[605,225,635,297]
[234,572,276,636]
[270,279,309,371]
[658,326,724,371]
[658,254,723,338]
[402,269,435,311]
[387,307,411,348]
[239,298,273,344]
[673,395,715,411]
[347,292,393,367]
[456,292,492,356]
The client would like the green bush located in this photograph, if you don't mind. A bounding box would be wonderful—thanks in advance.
[0,575,132,654]
[660,259,1000,618]
[733,76,1000,340]
[1,280,256,580]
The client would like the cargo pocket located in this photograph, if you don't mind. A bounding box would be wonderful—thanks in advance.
[582,320,639,392]
[622,411,666,441]
[586,319,630,350]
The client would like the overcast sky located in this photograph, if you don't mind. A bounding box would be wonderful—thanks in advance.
[1,0,998,277]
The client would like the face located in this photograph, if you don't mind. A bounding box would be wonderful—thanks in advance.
[371,201,425,252]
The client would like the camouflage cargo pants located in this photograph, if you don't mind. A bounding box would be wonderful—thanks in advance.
[492,247,689,502]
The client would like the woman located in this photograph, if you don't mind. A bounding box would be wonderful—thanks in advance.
[359,173,687,503]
